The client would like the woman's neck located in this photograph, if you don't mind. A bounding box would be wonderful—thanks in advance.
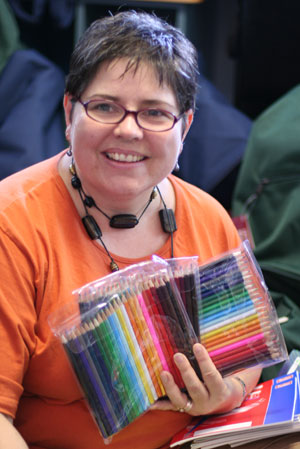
[58,150,177,262]
[58,150,175,233]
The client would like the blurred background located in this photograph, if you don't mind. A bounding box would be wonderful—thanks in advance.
[1,0,300,210]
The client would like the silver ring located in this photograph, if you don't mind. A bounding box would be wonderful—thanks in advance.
[184,399,193,413]
[177,398,193,413]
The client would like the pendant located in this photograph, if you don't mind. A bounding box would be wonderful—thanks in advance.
[109,214,139,229]
[110,260,119,272]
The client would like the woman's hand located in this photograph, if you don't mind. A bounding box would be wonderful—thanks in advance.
[151,343,262,416]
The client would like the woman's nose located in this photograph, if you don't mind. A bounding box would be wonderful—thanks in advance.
[113,112,144,139]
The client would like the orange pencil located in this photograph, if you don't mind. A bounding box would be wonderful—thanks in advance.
[123,291,164,397]
[202,319,266,348]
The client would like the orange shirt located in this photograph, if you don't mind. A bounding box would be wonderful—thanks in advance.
[0,152,240,449]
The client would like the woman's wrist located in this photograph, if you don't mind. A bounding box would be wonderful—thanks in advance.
[232,376,247,406]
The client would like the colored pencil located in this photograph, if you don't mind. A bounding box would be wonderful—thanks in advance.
[198,243,287,377]
[54,247,287,440]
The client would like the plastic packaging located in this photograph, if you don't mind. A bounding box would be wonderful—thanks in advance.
[197,240,288,376]
[278,350,300,376]
[164,255,201,336]
[49,258,199,440]
[48,244,288,440]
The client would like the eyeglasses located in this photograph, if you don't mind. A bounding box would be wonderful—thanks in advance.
[76,98,184,132]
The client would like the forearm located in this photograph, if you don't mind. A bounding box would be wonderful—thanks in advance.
[216,366,262,413]
[0,414,28,449]
[232,366,262,399]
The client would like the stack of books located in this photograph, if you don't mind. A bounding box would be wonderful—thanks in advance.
[170,372,300,448]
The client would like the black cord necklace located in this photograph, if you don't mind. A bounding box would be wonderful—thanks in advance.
[70,162,157,228]
[69,162,177,272]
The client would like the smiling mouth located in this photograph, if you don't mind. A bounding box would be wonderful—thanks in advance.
[106,152,145,162]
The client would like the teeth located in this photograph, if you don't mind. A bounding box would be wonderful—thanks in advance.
[107,152,144,162]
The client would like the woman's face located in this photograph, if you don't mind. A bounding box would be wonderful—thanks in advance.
[64,58,193,201]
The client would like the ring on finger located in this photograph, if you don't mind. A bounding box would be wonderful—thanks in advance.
[184,398,193,413]
[177,398,193,413]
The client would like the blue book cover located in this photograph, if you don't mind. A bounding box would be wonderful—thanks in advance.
[170,372,300,448]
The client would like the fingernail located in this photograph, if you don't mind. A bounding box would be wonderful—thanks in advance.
[193,343,203,357]
[160,371,169,385]
[174,353,185,368]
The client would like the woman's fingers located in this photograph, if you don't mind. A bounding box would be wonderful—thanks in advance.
[150,370,191,412]
[153,344,258,416]
[192,344,237,413]
[193,344,224,391]
[153,344,237,415]
[157,346,210,415]
[159,370,191,411]
[173,351,208,403]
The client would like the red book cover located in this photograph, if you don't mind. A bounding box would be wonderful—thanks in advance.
[170,373,299,448]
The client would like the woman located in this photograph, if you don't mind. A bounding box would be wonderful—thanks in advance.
[0,11,262,449]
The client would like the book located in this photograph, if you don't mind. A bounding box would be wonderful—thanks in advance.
[170,372,300,448]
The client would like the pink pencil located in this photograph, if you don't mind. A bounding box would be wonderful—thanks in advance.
[209,333,265,358]
[137,292,170,372]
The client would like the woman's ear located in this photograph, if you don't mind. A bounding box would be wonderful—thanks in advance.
[178,110,193,158]
[182,109,194,141]
[63,94,73,127]
[65,124,71,142]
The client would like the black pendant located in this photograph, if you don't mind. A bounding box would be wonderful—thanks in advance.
[71,174,81,190]
[159,209,177,233]
[82,215,102,239]
[109,214,139,229]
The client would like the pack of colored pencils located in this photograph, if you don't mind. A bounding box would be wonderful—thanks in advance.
[49,245,287,440]
[49,259,200,440]
[165,256,201,336]
[197,240,288,376]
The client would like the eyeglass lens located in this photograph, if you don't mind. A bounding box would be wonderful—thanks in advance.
[85,100,177,131]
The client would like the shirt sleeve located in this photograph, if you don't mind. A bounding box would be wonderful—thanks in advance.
[0,225,37,418]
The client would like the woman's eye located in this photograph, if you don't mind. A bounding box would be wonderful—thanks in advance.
[147,109,163,117]
[94,102,112,112]
[142,109,171,121]
[88,101,119,114]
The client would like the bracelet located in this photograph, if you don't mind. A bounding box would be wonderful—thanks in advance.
[233,376,247,402]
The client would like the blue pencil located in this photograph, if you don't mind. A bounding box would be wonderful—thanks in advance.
[82,321,125,427]
[70,329,115,438]
[201,297,255,325]
[105,303,148,416]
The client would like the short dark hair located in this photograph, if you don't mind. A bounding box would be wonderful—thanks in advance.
[65,10,199,113]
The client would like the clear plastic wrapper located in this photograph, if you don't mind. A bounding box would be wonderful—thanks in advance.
[278,350,300,376]
[49,258,199,441]
[197,240,288,376]
[48,245,287,441]
[164,256,201,336]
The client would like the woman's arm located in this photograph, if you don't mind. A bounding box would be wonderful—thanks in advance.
[152,343,262,415]
[0,414,28,449]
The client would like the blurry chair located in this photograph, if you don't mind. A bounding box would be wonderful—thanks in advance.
[177,72,252,209]
[232,84,300,380]
[0,49,65,180]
